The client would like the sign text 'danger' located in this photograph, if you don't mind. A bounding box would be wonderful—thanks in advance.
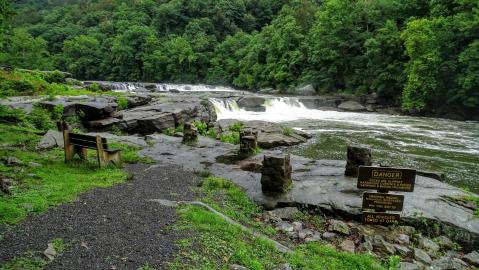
[357,166,416,192]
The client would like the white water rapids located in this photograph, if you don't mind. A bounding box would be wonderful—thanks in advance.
[210,97,479,191]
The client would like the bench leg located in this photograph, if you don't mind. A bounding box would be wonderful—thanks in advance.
[108,152,122,167]
[64,144,76,163]
[65,146,87,163]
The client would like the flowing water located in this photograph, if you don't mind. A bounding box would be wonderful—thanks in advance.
[211,97,479,193]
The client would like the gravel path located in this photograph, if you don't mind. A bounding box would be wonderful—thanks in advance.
[0,163,199,269]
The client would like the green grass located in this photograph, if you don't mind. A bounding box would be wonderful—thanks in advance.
[0,69,97,98]
[168,177,384,270]
[0,251,48,270]
[0,123,146,225]
[464,195,479,217]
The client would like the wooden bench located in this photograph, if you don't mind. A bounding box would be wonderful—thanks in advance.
[62,127,121,168]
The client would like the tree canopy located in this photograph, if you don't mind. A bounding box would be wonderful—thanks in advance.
[1,0,478,116]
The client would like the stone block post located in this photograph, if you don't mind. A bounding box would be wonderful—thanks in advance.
[345,145,372,177]
[261,154,292,194]
[182,122,198,144]
[239,129,258,156]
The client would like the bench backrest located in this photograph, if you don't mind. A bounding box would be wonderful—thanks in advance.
[67,132,109,150]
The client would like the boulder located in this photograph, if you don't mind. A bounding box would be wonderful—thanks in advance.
[463,251,479,266]
[267,207,301,220]
[399,262,421,270]
[39,100,77,117]
[136,113,176,135]
[328,220,350,235]
[76,102,117,121]
[414,248,432,265]
[37,130,64,150]
[295,84,316,96]
[83,118,122,131]
[237,96,266,112]
[126,94,152,108]
[419,237,440,253]
[216,120,311,149]
[340,240,356,253]
[338,100,366,112]
[345,145,372,177]
[431,257,468,270]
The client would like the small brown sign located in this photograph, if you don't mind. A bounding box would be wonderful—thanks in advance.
[362,192,404,211]
[357,166,416,192]
[362,212,400,225]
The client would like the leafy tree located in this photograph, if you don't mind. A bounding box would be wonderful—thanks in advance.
[63,35,102,79]
[0,29,53,69]
[401,18,441,111]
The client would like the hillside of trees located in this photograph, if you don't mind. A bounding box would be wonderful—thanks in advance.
[0,0,478,117]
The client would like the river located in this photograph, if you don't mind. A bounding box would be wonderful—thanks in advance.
[210,97,479,193]
[100,81,479,193]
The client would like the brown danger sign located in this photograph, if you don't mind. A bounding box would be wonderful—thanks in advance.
[362,192,404,211]
[362,212,400,225]
[357,166,416,192]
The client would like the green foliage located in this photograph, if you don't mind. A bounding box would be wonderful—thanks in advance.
[52,104,64,121]
[0,69,97,98]
[388,255,401,270]
[220,132,240,145]
[0,123,148,225]
[117,95,128,110]
[170,177,384,269]
[27,106,55,130]
[163,127,176,136]
[282,126,293,136]
[0,29,53,70]
[0,105,27,124]
[228,121,244,132]
[463,195,479,218]
[43,70,65,84]
[88,83,100,92]
[193,120,208,136]
[0,251,47,270]
[206,128,217,139]
[5,0,479,117]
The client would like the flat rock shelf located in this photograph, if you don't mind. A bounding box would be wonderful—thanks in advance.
[141,135,479,249]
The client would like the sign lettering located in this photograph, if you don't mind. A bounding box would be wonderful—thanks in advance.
[357,166,416,192]
[362,212,400,225]
[362,192,404,211]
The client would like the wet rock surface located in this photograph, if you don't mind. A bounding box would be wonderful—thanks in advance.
[140,135,479,250]
[216,119,312,149]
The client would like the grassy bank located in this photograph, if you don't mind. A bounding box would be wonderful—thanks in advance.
[0,123,147,226]
[168,177,385,270]
[0,69,98,98]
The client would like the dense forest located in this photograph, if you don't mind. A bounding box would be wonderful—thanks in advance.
[0,0,478,116]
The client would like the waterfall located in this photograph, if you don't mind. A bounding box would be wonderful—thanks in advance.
[210,97,388,124]
[83,81,238,93]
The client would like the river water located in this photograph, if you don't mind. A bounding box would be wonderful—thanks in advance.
[210,97,479,193]
[99,81,478,192]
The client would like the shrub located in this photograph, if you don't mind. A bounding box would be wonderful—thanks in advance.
[229,121,244,132]
[193,120,208,135]
[0,105,27,124]
[27,107,55,130]
[117,95,128,110]
[220,132,240,144]
[164,127,175,136]
[207,128,217,139]
[175,124,184,133]
[282,126,293,136]
[88,83,100,92]
[52,104,64,121]
[43,70,65,84]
